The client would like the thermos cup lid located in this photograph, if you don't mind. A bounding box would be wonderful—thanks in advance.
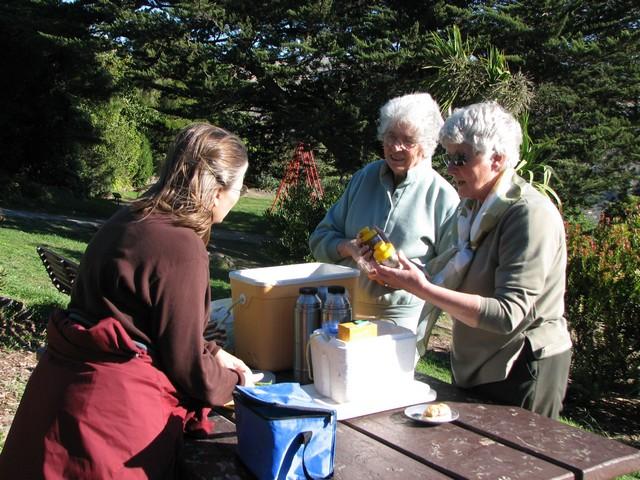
[327,285,346,294]
[299,286,318,294]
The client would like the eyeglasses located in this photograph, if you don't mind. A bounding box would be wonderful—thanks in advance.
[442,152,468,168]
[383,132,418,150]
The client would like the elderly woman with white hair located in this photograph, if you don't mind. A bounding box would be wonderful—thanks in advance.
[310,92,459,333]
[369,101,572,418]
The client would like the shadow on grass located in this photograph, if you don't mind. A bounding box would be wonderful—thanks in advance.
[1,215,99,256]
[223,210,273,235]
[208,236,276,299]
[417,349,452,384]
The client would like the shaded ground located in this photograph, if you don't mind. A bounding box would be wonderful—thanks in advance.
[0,349,36,443]
[563,394,640,449]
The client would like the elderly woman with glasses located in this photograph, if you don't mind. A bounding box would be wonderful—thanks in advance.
[369,101,572,418]
[309,92,459,336]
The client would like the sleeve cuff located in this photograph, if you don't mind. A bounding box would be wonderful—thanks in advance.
[205,340,222,356]
[331,238,345,260]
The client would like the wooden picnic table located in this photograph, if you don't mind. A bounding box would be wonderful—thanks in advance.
[182,374,640,479]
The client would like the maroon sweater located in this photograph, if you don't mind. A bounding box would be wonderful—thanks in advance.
[69,207,239,406]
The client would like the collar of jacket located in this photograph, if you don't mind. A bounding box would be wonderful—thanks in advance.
[378,157,433,190]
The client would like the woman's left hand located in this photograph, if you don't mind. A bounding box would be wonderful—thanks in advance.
[215,349,266,386]
[215,349,252,376]
[367,250,428,294]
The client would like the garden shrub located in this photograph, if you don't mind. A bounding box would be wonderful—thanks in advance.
[565,196,640,399]
[251,172,281,192]
[76,96,154,197]
[133,135,154,189]
[265,178,346,263]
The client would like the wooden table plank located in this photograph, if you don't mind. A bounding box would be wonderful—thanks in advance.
[344,409,573,479]
[183,411,451,479]
[334,423,451,479]
[420,375,640,480]
[183,376,640,479]
[451,401,640,480]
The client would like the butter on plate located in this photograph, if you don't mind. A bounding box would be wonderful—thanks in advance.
[337,320,378,341]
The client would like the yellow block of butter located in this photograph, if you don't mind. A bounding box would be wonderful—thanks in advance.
[337,321,378,341]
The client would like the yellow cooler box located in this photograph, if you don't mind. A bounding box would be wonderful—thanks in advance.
[230,262,360,371]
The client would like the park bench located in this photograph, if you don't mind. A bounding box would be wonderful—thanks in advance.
[36,245,79,296]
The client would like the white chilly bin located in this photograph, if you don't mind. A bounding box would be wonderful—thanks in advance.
[310,321,416,404]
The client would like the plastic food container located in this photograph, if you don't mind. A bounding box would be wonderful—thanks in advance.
[230,262,360,371]
[309,321,416,403]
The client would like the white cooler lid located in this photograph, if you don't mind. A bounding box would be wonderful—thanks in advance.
[229,262,360,287]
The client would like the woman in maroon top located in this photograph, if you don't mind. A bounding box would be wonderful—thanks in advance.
[0,124,262,479]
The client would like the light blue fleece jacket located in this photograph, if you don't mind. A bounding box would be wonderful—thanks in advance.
[309,159,459,330]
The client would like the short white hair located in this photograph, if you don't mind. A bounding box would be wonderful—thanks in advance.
[377,93,444,162]
[439,101,522,168]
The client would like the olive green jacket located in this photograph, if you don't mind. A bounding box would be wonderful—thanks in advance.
[451,180,572,388]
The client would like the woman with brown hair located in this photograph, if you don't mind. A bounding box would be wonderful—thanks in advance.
[0,123,261,478]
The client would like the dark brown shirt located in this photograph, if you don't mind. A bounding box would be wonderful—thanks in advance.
[69,207,239,406]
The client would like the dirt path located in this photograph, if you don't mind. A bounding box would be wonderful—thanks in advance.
[0,207,103,228]
[0,207,269,245]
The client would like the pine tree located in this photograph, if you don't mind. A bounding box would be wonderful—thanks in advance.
[0,0,114,194]
[462,0,640,208]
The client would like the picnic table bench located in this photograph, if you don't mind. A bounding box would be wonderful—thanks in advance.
[183,374,640,479]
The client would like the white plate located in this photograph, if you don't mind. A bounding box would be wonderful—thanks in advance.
[404,403,459,424]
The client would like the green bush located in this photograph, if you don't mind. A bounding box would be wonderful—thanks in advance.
[76,96,154,197]
[265,179,346,263]
[251,172,281,192]
[133,135,154,189]
[565,196,640,399]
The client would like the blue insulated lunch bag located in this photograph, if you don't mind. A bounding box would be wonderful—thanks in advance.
[234,383,336,479]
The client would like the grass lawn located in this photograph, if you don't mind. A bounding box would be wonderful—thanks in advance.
[0,215,89,318]
[223,195,274,234]
[416,350,452,384]
[0,192,274,333]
